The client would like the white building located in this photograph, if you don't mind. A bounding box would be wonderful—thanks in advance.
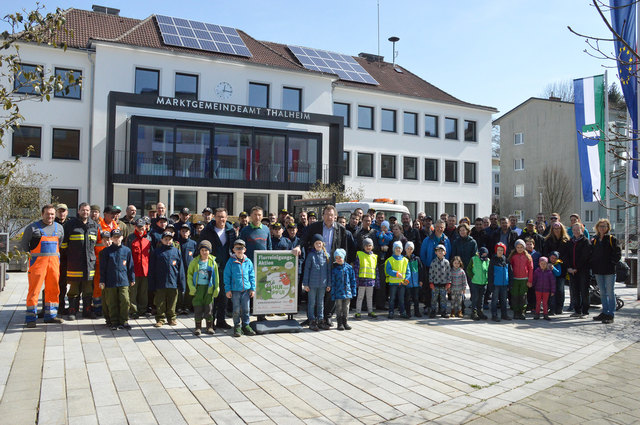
[3,7,496,218]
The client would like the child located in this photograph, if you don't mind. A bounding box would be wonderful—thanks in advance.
[548,251,565,315]
[467,247,490,320]
[524,237,541,313]
[450,256,467,318]
[127,219,152,319]
[376,220,393,253]
[531,256,556,320]
[148,231,185,328]
[429,244,450,318]
[331,249,356,331]
[509,239,533,320]
[404,242,424,318]
[99,229,135,330]
[187,240,219,335]
[489,242,511,322]
[177,224,197,315]
[302,234,331,331]
[385,241,411,319]
[353,238,378,319]
[224,239,257,337]
[98,230,113,327]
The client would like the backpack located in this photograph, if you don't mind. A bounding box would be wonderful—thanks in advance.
[616,260,629,283]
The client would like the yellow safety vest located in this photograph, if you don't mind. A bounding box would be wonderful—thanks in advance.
[356,251,378,279]
[385,256,408,284]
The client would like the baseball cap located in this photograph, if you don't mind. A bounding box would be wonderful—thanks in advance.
[104,205,121,214]
[110,229,122,237]
[180,223,191,230]
[166,223,175,230]
[526,219,535,225]
[308,211,317,217]
[135,218,145,227]
[286,223,297,229]
[271,222,282,229]
[180,207,190,215]
[202,207,213,214]
[279,209,288,214]
[233,239,246,247]
[56,203,68,211]
[143,216,151,224]
[162,231,173,238]
[100,230,111,239]
[238,211,248,217]
[435,244,446,251]
[156,215,168,222]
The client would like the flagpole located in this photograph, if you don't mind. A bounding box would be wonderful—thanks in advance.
[636,0,640,300]
[625,114,631,259]
[605,71,611,222]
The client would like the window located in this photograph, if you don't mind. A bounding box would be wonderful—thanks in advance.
[464,204,476,220]
[175,127,210,178]
[380,155,396,178]
[514,210,523,222]
[128,189,159,216]
[333,102,350,127]
[255,133,285,182]
[514,133,524,145]
[358,105,374,130]
[381,109,397,132]
[287,135,319,184]
[342,151,350,176]
[424,158,439,181]
[12,126,41,157]
[135,68,159,95]
[424,202,438,219]
[287,195,302,210]
[207,192,234,214]
[514,158,525,171]
[52,128,80,160]
[464,161,477,184]
[403,112,418,135]
[14,63,42,95]
[494,173,500,184]
[283,87,302,111]
[175,73,198,100]
[357,152,374,177]
[403,156,418,180]
[585,209,594,222]
[445,160,458,182]
[244,193,269,215]
[278,194,285,211]
[174,190,197,213]
[494,186,500,196]
[403,201,417,218]
[514,184,524,197]
[51,189,79,217]
[54,68,82,99]
[445,117,458,140]
[464,120,476,142]
[249,82,269,108]
[445,202,458,216]
[425,114,438,137]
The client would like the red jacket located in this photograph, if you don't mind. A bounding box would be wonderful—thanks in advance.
[509,251,533,283]
[127,229,152,277]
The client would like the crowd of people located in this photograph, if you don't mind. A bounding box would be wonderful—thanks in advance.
[21,202,622,337]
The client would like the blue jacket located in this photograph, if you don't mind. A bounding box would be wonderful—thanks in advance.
[271,236,292,251]
[99,244,134,288]
[488,255,510,287]
[331,263,356,300]
[420,233,451,267]
[406,254,425,288]
[149,244,185,292]
[179,238,198,274]
[302,249,331,288]
[223,255,256,292]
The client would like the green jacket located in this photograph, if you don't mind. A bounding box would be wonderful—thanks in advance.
[186,255,220,297]
[467,255,489,285]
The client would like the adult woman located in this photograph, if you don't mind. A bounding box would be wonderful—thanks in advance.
[543,222,569,313]
[566,223,592,318]
[590,219,621,324]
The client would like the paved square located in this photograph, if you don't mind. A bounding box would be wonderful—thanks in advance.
[0,272,638,424]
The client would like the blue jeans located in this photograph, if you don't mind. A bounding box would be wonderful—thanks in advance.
[231,290,251,327]
[553,277,565,314]
[388,285,406,315]
[470,283,486,313]
[307,286,325,321]
[491,285,509,317]
[595,274,616,316]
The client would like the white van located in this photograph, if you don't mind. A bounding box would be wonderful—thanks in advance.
[336,201,409,221]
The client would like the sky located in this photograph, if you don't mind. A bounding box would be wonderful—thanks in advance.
[2,0,618,117]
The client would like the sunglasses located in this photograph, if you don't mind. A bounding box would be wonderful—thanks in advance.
[550,217,559,220]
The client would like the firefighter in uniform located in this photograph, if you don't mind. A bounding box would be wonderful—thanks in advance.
[93,205,121,316]
[62,202,99,320]
[20,204,65,327]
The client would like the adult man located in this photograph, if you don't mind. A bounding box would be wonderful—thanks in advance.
[118,205,137,242]
[421,216,434,239]
[566,213,590,239]
[419,220,451,314]
[354,214,376,251]
[277,209,289,225]
[307,211,318,224]
[297,211,309,237]
[200,207,236,329]
[521,219,545,251]
[201,207,213,225]
[150,202,171,229]
[63,203,99,320]
[353,208,364,221]
[509,215,522,236]
[346,213,360,234]
[55,204,70,226]
[485,213,500,241]
[93,205,121,316]
[401,213,419,246]
[176,207,194,235]
[444,215,458,241]
[492,217,518,256]
[55,203,70,315]
[148,205,157,219]
[295,205,348,326]
[237,211,249,230]
[371,211,385,231]
[21,204,65,327]
[90,205,101,223]
[471,217,488,250]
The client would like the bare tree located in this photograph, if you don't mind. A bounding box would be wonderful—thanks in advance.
[538,165,573,219]
[492,125,500,158]
[540,79,575,101]
[305,181,365,203]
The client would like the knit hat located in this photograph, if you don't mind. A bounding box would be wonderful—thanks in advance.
[363,237,373,246]
[549,251,560,259]
[198,240,212,251]
[435,244,446,252]
[514,239,526,248]
[479,247,489,258]
[312,234,324,243]
[393,241,403,251]
[404,241,414,251]
[334,249,346,260]
[381,220,390,229]
[539,256,549,264]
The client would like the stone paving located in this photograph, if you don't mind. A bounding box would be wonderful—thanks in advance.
[0,272,637,425]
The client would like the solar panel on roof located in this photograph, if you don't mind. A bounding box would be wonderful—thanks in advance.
[287,45,379,85]
[155,15,252,57]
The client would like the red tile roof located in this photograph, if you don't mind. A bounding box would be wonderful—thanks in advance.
[55,8,496,112]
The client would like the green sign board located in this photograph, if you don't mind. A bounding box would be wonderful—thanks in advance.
[253,250,298,315]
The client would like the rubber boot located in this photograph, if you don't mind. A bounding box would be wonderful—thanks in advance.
[205,320,215,334]
[194,320,202,336]
[82,296,93,318]
[343,317,352,330]
[337,316,345,331]
[67,297,79,321]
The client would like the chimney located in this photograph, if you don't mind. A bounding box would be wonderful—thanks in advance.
[92,5,120,15]
[358,52,384,63]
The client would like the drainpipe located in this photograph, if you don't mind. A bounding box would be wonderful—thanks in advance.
[87,48,96,203]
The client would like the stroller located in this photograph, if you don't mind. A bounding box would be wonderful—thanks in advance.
[588,260,627,311]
